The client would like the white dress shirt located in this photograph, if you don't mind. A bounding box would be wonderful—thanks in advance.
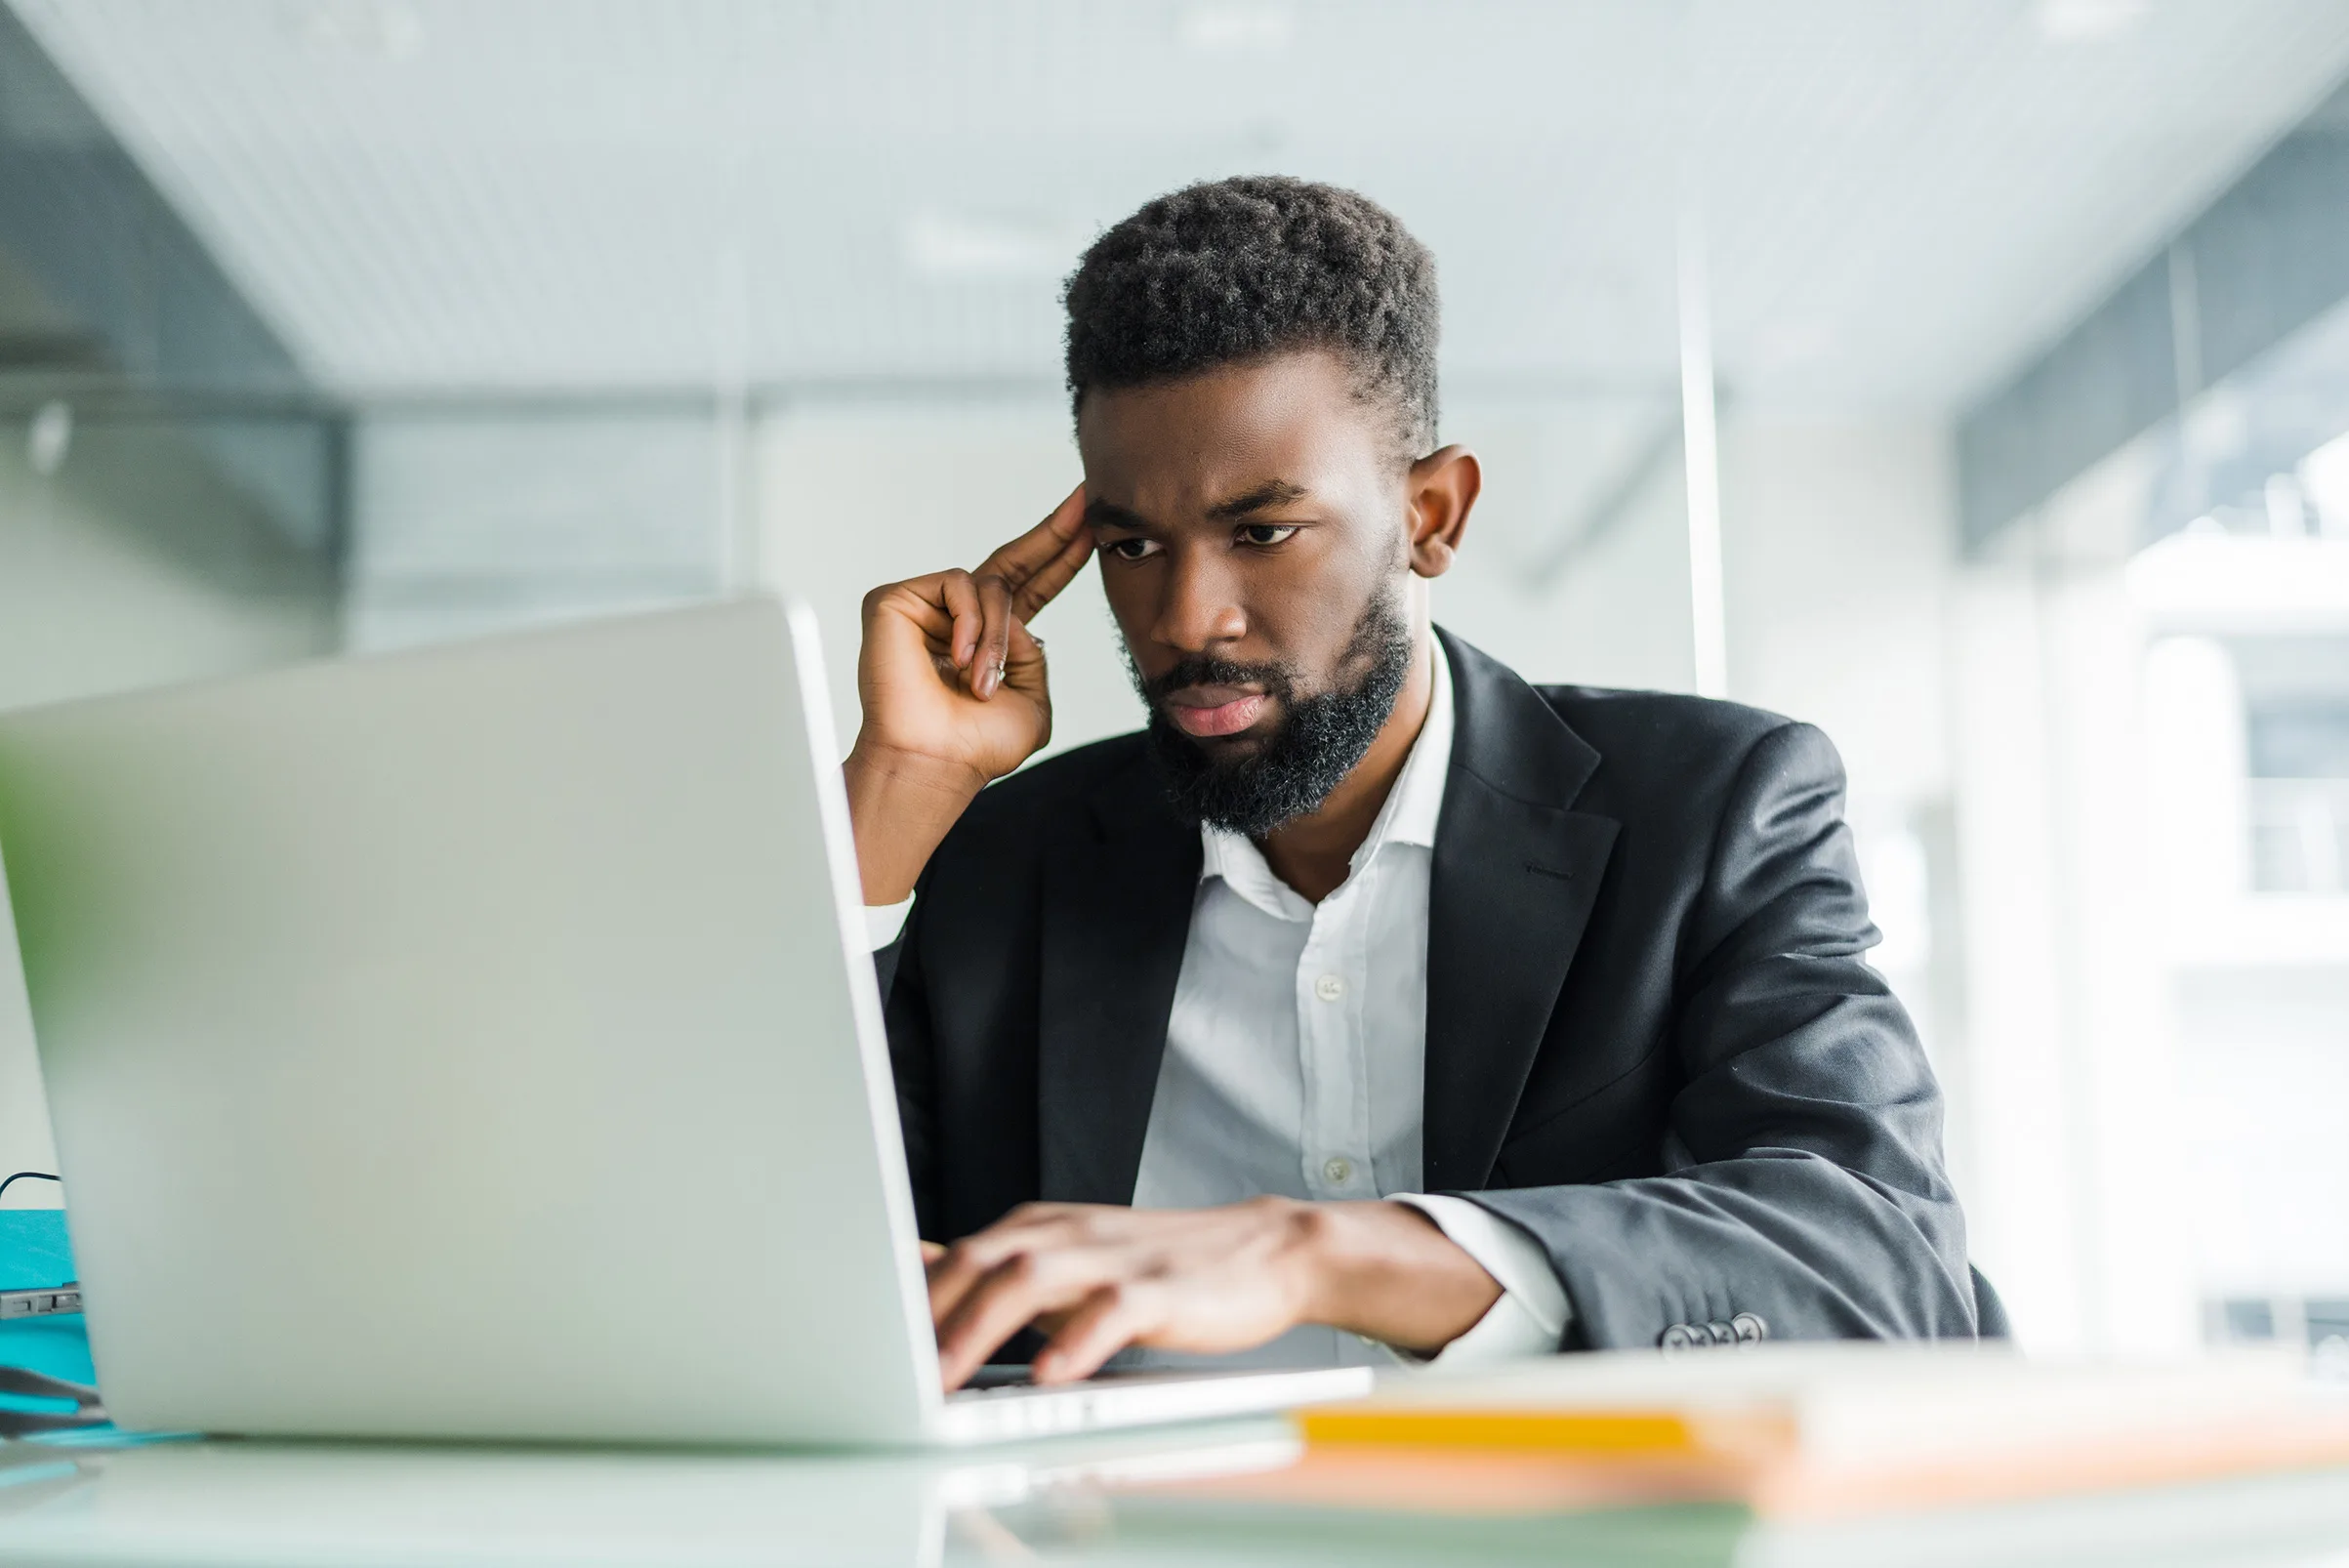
[1123,640,1567,1370]
[869,640,1569,1370]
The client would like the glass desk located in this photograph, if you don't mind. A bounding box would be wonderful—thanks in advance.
[5,1419,2349,1567]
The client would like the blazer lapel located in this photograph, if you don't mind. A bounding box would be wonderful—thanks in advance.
[1422,630,1620,1192]
[1036,754,1202,1206]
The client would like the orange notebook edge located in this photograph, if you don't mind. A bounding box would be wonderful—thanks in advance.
[1295,1407,1794,1457]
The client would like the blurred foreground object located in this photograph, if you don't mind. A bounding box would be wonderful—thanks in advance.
[1285,1343,2349,1519]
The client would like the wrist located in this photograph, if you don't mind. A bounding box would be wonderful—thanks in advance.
[845,737,990,804]
[1291,1200,1396,1336]
[1292,1199,1503,1355]
[843,739,989,904]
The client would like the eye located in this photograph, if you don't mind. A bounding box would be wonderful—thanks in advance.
[1237,523,1298,548]
[1102,536,1162,561]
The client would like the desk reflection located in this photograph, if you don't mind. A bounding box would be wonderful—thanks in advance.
[0,1424,1300,1568]
[7,1423,2349,1568]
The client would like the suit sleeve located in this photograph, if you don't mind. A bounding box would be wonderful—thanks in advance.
[880,897,942,1244]
[1462,722,1978,1347]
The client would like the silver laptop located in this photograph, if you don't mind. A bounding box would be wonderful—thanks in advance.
[0,597,1371,1446]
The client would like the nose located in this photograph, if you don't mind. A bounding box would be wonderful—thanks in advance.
[1148,544,1247,654]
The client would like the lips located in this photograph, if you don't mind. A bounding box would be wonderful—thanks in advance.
[1166,690,1269,738]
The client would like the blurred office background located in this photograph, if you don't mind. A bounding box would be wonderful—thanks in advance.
[1,0,2346,1359]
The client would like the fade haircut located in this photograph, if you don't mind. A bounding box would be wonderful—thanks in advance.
[1062,176,1440,461]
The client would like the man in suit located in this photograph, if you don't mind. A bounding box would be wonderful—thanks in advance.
[847,176,1978,1391]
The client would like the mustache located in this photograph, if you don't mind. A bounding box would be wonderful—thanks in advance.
[1140,655,1298,706]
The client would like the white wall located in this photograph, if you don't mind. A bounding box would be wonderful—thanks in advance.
[1719,420,1955,805]
[1943,443,2201,1353]
[0,420,338,1201]
[1433,397,1697,693]
[344,409,727,653]
[755,400,1142,762]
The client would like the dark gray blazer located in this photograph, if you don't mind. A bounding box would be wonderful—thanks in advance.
[882,628,1980,1349]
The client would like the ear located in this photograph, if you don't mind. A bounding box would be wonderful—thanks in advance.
[1405,444,1480,580]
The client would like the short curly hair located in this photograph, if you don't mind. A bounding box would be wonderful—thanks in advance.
[1063,176,1439,460]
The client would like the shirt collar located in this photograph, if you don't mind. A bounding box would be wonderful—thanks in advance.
[1378,630,1454,852]
[1198,637,1455,915]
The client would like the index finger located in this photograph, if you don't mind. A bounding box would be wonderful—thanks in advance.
[1007,510,1098,624]
[935,1251,1108,1391]
[973,485,1089,600]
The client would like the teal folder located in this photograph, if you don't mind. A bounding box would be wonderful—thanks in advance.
[0,1211,93,1387]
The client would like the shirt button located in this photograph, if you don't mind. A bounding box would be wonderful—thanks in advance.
[1314,973,1346,1002]
[1322,1156,1353,1185]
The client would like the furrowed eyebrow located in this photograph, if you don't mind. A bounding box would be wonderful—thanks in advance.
[1204,480,1308,521]
[1084,498,1149,531]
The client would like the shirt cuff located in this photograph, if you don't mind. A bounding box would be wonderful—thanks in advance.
[863,897,913,951]
[1389,1193,1571,1365]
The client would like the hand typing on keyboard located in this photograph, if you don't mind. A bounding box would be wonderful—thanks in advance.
[920,1198,1500,1391]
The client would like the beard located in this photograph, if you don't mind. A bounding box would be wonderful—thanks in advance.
[1129,590,1415,839]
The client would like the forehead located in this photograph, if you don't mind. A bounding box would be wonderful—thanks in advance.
[1074,351,1394,517]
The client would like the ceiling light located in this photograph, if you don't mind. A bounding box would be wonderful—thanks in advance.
[2034,0,2149,43]
[280,1,425,62]
[1178,4,1295,55]
[26,400,68,478]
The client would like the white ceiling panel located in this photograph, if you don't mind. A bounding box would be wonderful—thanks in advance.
[11,0,2349,411]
